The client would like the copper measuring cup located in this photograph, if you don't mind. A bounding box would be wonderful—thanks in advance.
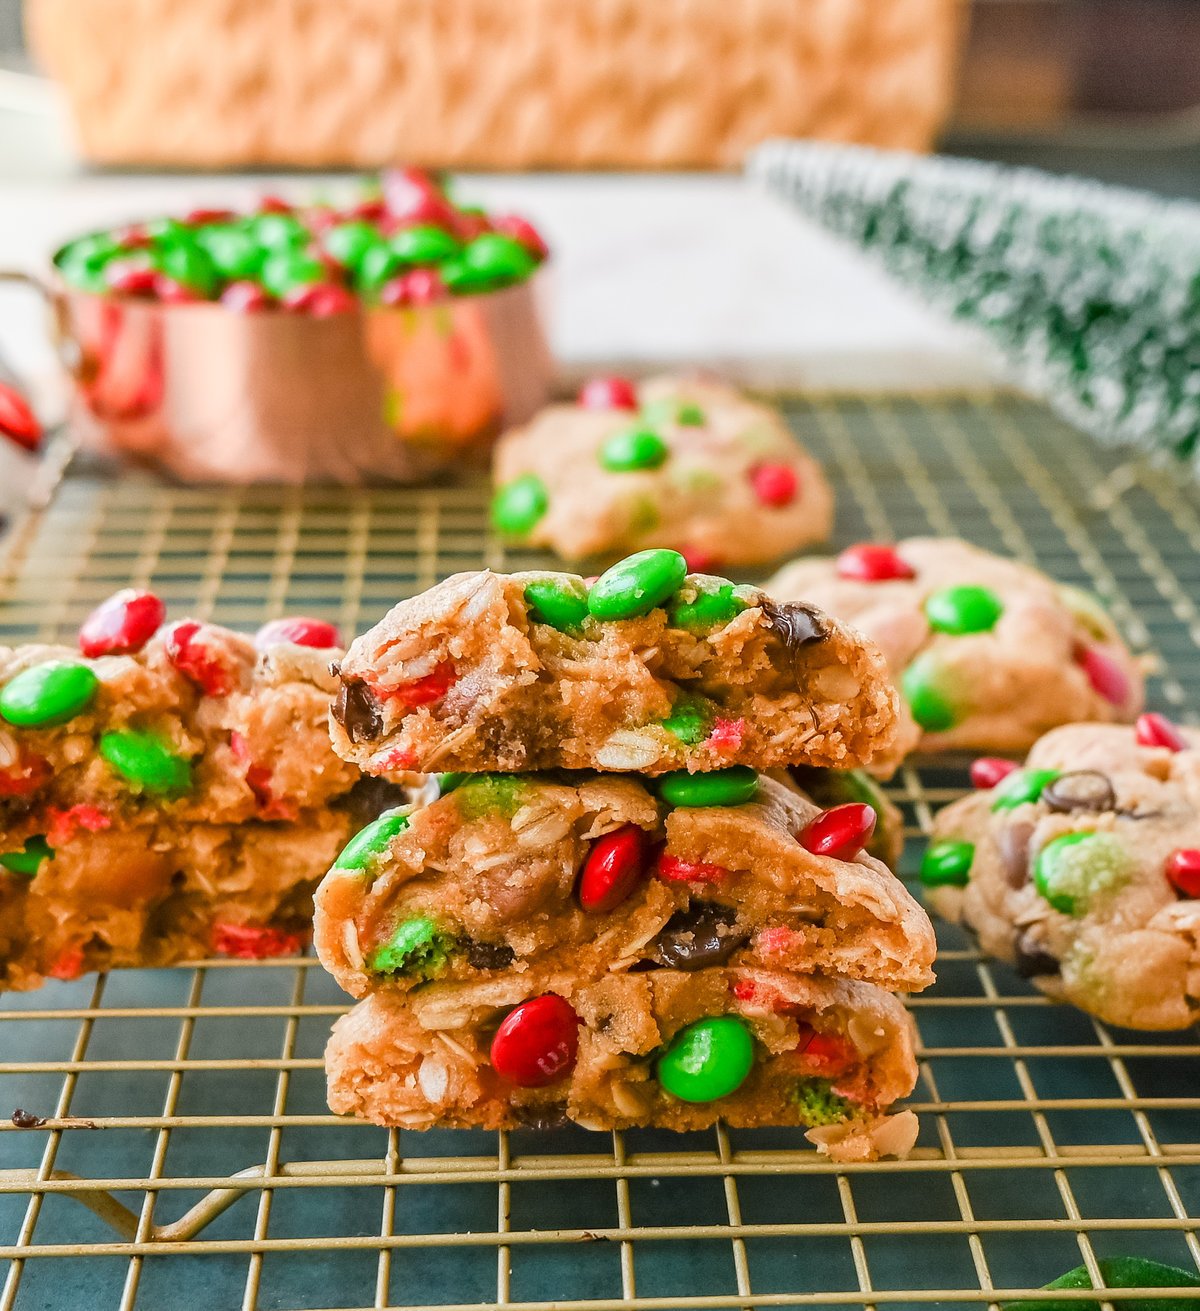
[1,261,553,484]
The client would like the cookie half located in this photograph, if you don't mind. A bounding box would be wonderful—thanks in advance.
[924,717,1200,1030]
[326,965,919,1160]
[491,375,833,567]
[330,556,900,776]
[314,771,936,999]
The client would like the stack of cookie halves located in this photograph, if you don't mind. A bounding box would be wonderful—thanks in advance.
[315,551,936,1160]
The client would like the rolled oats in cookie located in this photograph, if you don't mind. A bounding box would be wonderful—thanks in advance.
[314,771,936,1000]
[324,965,919,1160]
[328,558,900,777]
[0,591,411,991]
[490,375,833,567]
[923,718,1200,1030]
[767,537,1144,755]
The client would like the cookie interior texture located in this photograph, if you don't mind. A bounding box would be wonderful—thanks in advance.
[329,567,900,777]
[926,722,1200,1030]
[325,965,919,1162]
[314,771,936,1000]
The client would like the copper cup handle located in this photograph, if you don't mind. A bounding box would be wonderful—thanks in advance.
[0,269,81,384]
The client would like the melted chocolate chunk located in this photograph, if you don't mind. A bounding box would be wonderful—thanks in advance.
[11,1108,45,1129]
[1013,930,1060,979]
[339,775,411,825]
[332,679,382,744]
[514,1104,571,1131]
[647,903,750,971]
[465,940,516,971]
[997,817,1035,889]
[761,600,830,655]
[1043,770,1116,815]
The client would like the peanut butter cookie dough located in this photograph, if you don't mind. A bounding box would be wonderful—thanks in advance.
[923,716,1200,1029]
[768,538,1144,756]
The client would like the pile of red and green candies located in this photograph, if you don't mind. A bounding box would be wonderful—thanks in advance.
[919,712,1199,904]
[0,588,341,884]
[491,376,803,552]
[333,720,878,1102]
[54,170,548,314]
[834,543,1130,732]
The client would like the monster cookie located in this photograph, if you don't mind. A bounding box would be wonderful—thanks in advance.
[0,591,409,990]
[767,538,1143,755]
[314,771,936,999]
[326,965,919,1161]
[329,554,900,776]
[491,375,833,568]
[924,717,1200,1029]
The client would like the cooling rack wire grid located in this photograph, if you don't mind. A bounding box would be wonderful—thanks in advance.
[2,394,1200,1311]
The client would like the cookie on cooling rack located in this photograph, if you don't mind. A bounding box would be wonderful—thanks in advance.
[922,716,1200,1030]
[0,590,410,990]
[766,537,1144,756]
[489,374,833,568]
[326,964,919,1161]
[328,553,901,776]
[314,769,935,1001]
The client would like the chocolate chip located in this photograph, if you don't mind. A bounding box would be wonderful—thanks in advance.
[1042,770,1116,815]
[465,940,515,971]
[11,1108,45,1129]
[1013,930,1060,978]
[514,1104,571,1130]
[997,817,1035,888]
[339,776,411,826]
[647,902,750,970]
[332,679,382,744]
[761,600,830,654]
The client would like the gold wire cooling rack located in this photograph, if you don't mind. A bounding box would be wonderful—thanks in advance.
[3,394,1200,1311]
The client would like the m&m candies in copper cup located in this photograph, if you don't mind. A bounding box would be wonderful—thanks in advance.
[47,170,553,484]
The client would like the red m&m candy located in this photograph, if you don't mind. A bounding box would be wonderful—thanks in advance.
[657,853,731,884]
[578,825,649,913]
[0,381,43,452]
[385,661,457,708]
[578,376,638,411]
[798,803,876,863]
[970,756,1020,790]
[1136,712,1187,752]
[1166,849,1200,898]
[79,589,166,658]
[490,994,580,1087]
[1076,644,1130,707]
[793,1023,855,1075]
[491,214,549,259]
[254,616,342,650]
[163,620,235,696]
[220,281,274,313]
[749,463,799,508]
[835,544,915,583]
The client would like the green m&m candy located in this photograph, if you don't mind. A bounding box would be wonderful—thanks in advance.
[456,773,528,821]
[1034,830,1128,915]
[442,233,537,292]
[247,211,309,251]
[0,661,99,727]
[98,730,192,795]
[0,835,53,877]
[599,427,669,473]
[991,768,1060,812]
[657,765,758,808]
[156,241,218,298]
[587,549,688,621]
[523,578,589,633]
[668,581,746,631]
[366,915,456,978]
[661,695,711,745]
[389,224,461,266]
[259,249,325,300]
[196,225,263,281]
[436,772,466,796]
[919,840,975,887]
[322,220,383,273]
[657,1016,755,1103]
[901,654,959,732]
[357,242,404,290]
[925,585,1004,635]
[641,398,706,427]
[491,474,549,537]
[333,809,411,873]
